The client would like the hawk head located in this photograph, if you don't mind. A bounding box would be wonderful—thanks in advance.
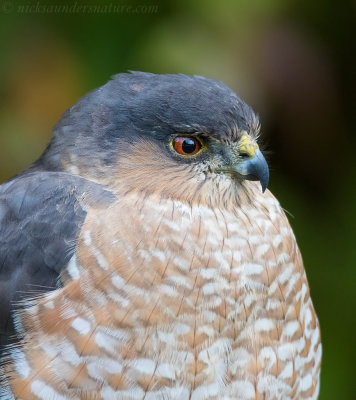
[39,72,269,206]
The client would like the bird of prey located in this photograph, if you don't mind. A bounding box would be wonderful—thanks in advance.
[0,72,321,399]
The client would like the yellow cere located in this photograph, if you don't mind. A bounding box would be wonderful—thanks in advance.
[239,133,259,158]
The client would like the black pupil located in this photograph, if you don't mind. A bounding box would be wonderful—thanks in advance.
[182,138,197,154]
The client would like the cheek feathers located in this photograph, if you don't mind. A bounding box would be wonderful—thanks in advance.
[111,139,199,196]
[77,137,254,210]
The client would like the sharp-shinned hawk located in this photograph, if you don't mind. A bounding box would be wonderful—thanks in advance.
[0,72,321,399]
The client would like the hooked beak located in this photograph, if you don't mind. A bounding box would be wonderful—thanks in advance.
[232,134,269,193]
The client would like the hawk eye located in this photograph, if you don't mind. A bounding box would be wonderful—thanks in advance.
[170,136,203,157]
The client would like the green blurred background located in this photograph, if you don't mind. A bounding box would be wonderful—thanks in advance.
[0,0,355,398]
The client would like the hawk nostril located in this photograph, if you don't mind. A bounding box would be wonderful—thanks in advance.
[239,151,251,159]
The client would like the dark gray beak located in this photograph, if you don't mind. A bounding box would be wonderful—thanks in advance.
[233,148,269,192]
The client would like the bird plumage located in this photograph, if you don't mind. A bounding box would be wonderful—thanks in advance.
[0,72,321,399]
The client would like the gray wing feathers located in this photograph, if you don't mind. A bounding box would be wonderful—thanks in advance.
[0,171,116,348]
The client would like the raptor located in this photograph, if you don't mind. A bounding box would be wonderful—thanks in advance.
[0,72,321,399]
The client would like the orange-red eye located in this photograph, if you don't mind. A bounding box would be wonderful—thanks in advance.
[172,136,202,156]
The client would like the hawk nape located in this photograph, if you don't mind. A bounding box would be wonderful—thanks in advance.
[0,72,321,400]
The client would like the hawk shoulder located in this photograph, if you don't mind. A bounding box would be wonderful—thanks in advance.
[0,170,116,348]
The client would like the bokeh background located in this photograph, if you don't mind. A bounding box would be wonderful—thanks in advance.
[0,0,355,398]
